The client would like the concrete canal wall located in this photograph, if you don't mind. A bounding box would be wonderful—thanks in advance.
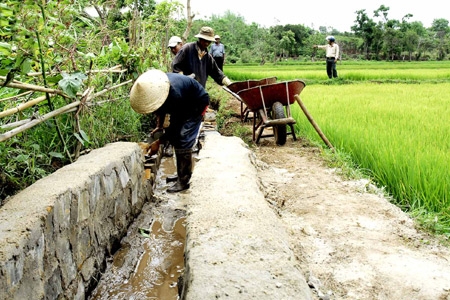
[0,142,154,300]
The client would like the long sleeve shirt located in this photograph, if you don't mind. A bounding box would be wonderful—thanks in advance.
[157,73,210,121]
[155,73,210,149]
[317,43,339,59]
[172,41,226,88]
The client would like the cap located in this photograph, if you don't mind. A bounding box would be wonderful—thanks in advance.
[167,36,182,48]
[129,70,170,114]
[326,35,335,42]
[214,35,220,39]
[194,27,216,42]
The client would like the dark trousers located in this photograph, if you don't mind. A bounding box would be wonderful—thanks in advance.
[166,114,203,150]
[213,56,224,71]
[326,58,338,78]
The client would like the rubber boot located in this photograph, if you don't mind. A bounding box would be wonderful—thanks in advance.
[167,148,192,193]
[166,174,178,183]
[163,142,174,157]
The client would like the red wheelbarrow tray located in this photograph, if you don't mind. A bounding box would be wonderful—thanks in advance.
[226,77,277,94]
[236,80,306,111]
[224,77,277,121]
[224,79,306,144]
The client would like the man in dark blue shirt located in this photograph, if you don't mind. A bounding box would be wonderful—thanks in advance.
[130,70,210,192]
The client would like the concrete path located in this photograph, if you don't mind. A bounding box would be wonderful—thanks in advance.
[181,134,312,299]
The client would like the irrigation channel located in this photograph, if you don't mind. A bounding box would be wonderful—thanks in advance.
[87,129,213,299]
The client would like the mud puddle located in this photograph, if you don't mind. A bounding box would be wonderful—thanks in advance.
[88,155,188,300]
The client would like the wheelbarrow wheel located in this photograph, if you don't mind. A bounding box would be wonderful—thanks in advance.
[272,101,287,145]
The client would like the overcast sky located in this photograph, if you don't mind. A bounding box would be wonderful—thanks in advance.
[183,0,448,32]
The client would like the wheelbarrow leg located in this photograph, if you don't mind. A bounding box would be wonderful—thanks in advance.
[243,108,250,123]
[289,124,297,141]
[252,111,256,142]
[255,126,265,144]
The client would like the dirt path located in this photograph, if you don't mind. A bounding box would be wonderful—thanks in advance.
[251,138,450,299]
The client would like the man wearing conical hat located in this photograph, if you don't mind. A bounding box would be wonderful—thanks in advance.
[130,69,210,193]
[172,26,232,88]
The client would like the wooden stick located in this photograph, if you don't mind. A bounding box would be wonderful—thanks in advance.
[294,95,335,152]
[26,69,126,77]
[87,79,133,100]
[0,91,33,102]
[0,101,80,142]
[0,81,67,97]
[1,118,31,130]
[0,95,49,118]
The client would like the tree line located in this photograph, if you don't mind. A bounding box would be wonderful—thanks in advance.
[203,6,449,63]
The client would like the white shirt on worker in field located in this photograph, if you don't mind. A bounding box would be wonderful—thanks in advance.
[317,43,339,59]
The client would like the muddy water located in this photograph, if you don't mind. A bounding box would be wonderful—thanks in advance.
[88,155,187,300]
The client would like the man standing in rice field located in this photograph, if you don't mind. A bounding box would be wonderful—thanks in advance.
[314,36,340,79]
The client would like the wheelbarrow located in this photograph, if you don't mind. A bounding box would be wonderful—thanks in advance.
[227,80,306,145]
[223,77,277,122]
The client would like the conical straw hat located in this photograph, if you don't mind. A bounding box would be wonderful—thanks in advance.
[129,69,170,114]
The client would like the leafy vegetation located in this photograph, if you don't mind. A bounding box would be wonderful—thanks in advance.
[0,0,181,202]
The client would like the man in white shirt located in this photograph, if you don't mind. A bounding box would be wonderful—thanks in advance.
[314,36,339,79]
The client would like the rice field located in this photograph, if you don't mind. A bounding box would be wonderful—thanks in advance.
[224,61,450,235]
[225,61,450,82]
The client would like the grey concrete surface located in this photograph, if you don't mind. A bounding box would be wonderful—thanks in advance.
[0,142,153,300]
[182,134,312,299]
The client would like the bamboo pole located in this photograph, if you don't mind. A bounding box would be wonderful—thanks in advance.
[0,95,49,118]
[1,118,30,130]
[0,97,125,130]
[0,91,33,102]
[0,101,80,142]
[26,69,126,77]
[0,81,67,97]
[294,95,335,152]
[88,79,133,100]
[0,78,132,142]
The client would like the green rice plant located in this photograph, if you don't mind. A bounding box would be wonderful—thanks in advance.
[225,61,450,83]
[292,82,450,226]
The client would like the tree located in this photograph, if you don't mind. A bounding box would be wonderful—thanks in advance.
[352,9,377,59]
[399,19,425,61]
[284,24,313,57]
[279,30,295,58]
[431,18,450,60]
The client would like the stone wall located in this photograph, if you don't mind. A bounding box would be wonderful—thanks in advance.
[0,142,154,299]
